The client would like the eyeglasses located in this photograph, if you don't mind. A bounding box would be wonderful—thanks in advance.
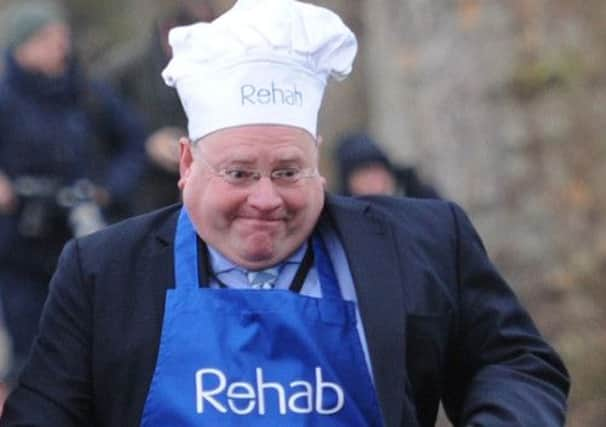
[197,155,318,188]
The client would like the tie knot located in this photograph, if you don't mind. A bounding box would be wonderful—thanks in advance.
[247,268,279,290]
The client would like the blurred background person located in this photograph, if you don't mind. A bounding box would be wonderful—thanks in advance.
[0,0,146,383]
[109,0,215,214]
[335,131,440,198]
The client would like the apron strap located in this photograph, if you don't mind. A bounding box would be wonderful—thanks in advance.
[287,240,313,293]
[174,208,199,289]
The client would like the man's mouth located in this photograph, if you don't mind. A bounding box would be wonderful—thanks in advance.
[239,217,284,225]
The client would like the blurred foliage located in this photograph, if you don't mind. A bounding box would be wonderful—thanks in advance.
[511,50,586,99]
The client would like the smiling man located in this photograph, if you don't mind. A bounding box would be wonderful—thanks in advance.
[1,1,569,426]
[180,125,325,269]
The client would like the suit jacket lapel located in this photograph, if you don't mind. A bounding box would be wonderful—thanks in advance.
[124,208,178,425]
[325,194,411,427]
[144,209,178,306]
[138,208,178,361]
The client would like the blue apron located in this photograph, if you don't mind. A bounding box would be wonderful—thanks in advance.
[140,208,384,426]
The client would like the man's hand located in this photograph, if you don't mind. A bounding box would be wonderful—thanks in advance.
[145,127,184,173]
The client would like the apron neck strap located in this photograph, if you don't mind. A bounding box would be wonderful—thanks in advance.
[174,208,199,289]
[288,240,313,293]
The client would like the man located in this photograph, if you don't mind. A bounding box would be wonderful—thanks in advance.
[1,1,569,426]
[335,132,440,198]
[0,0,145,383]
[109,0,216,214]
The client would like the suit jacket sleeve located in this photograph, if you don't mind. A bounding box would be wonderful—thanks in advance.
[0,240,93,425]
[442,203,569,426]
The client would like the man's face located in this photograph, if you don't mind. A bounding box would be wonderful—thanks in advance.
[348,163,396,196]
[16,22,71,76]
[179,125,326,270]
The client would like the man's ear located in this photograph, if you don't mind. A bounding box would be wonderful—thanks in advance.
[316,134,324,146]
[178,137,194,190]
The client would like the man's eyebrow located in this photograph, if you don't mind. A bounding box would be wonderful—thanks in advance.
[274,155,305,163]
[219,152,305,164]
[216,157,256,166]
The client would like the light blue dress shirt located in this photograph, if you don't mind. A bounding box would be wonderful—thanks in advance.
[206,223,374,378]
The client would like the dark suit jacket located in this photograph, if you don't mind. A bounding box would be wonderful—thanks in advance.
[1,195,569,426]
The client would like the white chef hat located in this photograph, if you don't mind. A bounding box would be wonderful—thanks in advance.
[162,0,357,141]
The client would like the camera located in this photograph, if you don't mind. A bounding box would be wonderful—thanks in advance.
[13,176,106,238]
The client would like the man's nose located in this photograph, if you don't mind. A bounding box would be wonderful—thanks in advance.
[247,177,283,210]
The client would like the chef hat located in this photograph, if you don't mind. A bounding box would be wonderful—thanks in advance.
[162,0,357,141]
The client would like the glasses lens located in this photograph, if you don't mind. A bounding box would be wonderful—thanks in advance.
[222,168,257,185]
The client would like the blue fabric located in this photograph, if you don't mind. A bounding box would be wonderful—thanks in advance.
[208,228,374,374]
[140,208,383,426]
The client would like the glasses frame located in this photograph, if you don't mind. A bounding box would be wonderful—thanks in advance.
[195,153,319,188]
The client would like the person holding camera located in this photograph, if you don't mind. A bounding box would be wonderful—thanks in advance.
[0,1,146,383]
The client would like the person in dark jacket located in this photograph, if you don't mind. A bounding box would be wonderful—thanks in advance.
[110,0,215,214]
[0,1,146,382]
[335,132,440,198]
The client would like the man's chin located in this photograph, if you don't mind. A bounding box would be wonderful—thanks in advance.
[236,252,278,270]
[234,234,274,262]
[243,245,276,264]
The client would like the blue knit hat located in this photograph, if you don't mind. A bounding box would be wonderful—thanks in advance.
[3,1,65,49]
